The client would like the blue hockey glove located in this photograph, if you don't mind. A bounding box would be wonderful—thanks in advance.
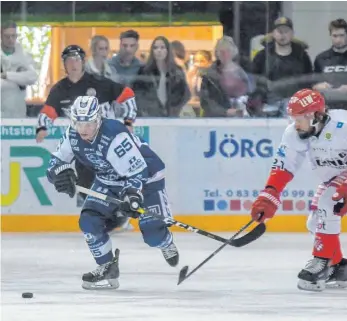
[120,187,144,218]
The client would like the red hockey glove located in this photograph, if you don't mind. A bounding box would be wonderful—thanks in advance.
[332,180,347,216]
[251,187,281,222]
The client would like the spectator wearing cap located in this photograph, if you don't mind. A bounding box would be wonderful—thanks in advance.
[85,35,118,82]
[108,30,143,87]
[313,19,347,110]
[1,21,38,118]
[252,17,313,117]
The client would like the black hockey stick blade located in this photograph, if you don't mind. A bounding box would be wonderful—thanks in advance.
[178,266,189,285]
[230,223,266,247]
[177,220,254,285]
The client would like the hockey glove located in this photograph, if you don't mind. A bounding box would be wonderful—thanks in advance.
[251,187,281,222]
[51,165,77,198]
[120,187,144,219]
[332,180,347,216]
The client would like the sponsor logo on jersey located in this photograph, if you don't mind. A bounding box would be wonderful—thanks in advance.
[276,145,287,157]
[101,135,111,141]
[128,156,145,173]
[85,153,112,169]
[86,87,97,96]
[96,144,104,156]
[314,152,347,168]
[83,233,97,244]
[145,205,161,215]
[337,122,344,128]
[100,139,109,145]
[325,132,332,140]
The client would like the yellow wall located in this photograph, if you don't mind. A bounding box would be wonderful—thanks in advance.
[2,214,347,233]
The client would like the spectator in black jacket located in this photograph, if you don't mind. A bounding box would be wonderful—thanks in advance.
[252,17,313,116]
[133,36,190,117]
[313,19,347,110]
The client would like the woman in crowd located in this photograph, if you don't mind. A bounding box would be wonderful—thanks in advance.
[171,40,188,72]
[186,50,213,116]
[200,36,256,117]
[133,36,191,117]
[85,35,118,82]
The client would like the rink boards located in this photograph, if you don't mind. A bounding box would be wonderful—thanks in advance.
[1,118,347,233]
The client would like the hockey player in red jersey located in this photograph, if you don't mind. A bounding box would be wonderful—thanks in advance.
[250,89,347,291]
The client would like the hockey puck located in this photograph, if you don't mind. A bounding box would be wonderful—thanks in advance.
[22,292,34,299]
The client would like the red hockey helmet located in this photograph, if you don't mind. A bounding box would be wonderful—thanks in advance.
[287,89,326,117]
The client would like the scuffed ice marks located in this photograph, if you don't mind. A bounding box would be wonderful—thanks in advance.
[1,233,346,321]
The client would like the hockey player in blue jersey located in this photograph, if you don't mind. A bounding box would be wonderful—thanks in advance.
[46,96,179,290]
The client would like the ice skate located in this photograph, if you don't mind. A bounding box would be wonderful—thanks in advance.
[161,242,179,267]
[297,257,330,292]
[326,258,347,288]
[82,249,120,290]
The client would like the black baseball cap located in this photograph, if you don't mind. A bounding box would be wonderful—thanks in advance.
[273,17,293,30]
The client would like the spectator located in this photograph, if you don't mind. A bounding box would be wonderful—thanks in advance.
[252,17,312,116]
[85,35,117,82]
[200,36,254,117]
[133,36,191,117]
[108,30,142,86]
[1,21,37,118]
[171,40,188,72]
[186,50,212,115]
[313,18,347,110]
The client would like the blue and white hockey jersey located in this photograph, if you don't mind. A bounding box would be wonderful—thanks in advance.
[47,119,165,190]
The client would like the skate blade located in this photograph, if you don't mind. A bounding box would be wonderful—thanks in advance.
[326,280,347,289]
[82,279,119,290]
[297,279,325,292]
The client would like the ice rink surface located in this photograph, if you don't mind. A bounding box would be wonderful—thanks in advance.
[1,232,347,321]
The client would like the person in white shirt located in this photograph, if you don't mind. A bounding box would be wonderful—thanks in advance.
[1,21,38,118]
[85,35,119,83]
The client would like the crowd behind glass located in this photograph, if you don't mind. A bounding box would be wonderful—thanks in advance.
[1,17,347,119]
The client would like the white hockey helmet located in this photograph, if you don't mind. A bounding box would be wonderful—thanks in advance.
[70,96,101,122]
[70,96,102,137]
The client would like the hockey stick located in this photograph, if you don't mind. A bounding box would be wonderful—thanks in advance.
[76,185,265,248]
[177,219,263,285]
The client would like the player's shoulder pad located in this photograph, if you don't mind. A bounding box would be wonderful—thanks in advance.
[101,119,127,137]
[329,109,347,125]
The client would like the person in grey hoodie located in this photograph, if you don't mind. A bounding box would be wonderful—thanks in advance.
[1,21,38,118]
[108,30,143,87]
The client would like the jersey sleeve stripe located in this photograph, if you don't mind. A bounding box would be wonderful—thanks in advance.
[116,87,135,104]
[40,104,59,120]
